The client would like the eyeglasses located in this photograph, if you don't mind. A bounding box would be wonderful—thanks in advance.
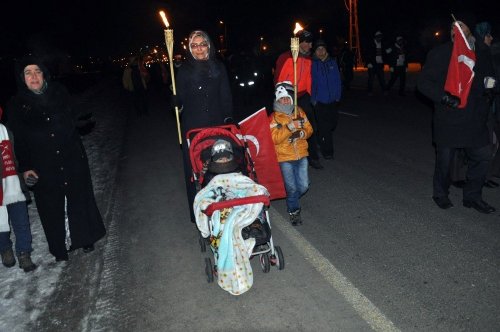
[190,42,208,49]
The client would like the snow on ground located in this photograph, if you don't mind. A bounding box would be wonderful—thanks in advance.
[0,78,127,332]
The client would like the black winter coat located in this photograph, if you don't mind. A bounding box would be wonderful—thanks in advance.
[6,82,105,250]
[176,30,233,223]
[364,39,390,67]
[417,41,495,147]
[176,58,232,134]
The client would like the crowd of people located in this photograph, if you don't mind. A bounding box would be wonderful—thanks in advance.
[1,16,499,273]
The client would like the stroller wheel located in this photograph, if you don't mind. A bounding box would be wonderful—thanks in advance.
[199,234,207,252]
[260,253,271,273]
[204,257,214,283]
[274,246,285,270]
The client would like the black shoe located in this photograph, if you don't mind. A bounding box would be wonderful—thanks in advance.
[309,159,324,169]
[324,155,334,160]
[452,180,466,188]
[484,180,500,188]
[463,200,496,214]
[432,196,453,209]
[82,245,95,253]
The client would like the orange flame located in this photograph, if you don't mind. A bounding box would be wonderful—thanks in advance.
[293,22,304,35]
[159,11,170,28]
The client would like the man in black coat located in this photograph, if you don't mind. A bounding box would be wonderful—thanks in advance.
[386,36,408,96]
[417,21,496,214]
[365,31,389,95]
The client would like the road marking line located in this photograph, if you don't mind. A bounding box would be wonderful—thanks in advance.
[270,208,400,332]
[339,111,360,117]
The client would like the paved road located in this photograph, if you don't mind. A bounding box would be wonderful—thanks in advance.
[34,76,500,331]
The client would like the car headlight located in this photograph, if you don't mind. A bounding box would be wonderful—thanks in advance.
[253,72,258,77]
[239,82,245,87]
[247,81,255,86]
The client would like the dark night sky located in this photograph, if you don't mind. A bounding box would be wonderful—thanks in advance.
[1,0,498,57]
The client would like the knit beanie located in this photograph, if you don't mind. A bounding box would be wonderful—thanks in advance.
[208,139,239,174]
[274,81,294,115]
[297,30,313,43]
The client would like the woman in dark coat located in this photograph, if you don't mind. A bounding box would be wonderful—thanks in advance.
[6,57,105,261]
[176,30,233,222]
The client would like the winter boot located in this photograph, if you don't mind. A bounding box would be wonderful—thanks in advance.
[1,248,16,268]
[17,252,37,272]
[289,209,302,226]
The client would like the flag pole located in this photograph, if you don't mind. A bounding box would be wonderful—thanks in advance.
[450,14,473,50]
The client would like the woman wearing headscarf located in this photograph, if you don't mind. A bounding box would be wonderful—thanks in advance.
[5,56,105,261]
[176,30,233,222]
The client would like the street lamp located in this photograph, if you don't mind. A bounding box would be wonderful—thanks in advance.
[319,28,323,38]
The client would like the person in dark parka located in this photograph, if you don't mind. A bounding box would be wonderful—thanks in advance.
[6,57,105,261]
[176,30,233,222]
[417,20,496,214]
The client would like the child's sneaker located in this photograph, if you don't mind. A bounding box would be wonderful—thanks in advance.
[1,248,16,268]
[289,209,302,226]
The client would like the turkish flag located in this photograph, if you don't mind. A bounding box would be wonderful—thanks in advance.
[238,108,286,200]
[444,22,476,108]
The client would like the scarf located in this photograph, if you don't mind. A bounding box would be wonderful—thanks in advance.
[0,125,26,232]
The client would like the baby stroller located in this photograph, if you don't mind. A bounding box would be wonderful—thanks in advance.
[187,124,284,294]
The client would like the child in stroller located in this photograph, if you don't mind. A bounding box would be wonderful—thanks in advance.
[189,127,284,295]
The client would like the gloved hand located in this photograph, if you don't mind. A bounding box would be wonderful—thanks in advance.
[25,174,38,187]
[441,93,460,108]
[170,95,182,111]
[367,63,373,69]
[293,117,305,129]
[288,130,302,143]
[484,76,497,89]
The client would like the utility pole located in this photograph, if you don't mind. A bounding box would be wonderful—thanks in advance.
[348,0,363,67]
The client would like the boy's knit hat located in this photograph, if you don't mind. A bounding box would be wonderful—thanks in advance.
[275,81,294,104]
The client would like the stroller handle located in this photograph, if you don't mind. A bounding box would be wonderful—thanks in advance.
[203,195,270,217]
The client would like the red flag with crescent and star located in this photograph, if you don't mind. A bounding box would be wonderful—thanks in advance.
[444,22,476,109]
[238,108,286,200]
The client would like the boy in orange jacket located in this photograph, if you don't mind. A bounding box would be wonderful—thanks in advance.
[270,81,313,225]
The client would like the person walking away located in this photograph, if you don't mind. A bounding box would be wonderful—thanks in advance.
[311,39,342,160]
[6,57,106,261]
[386,36,408,96]
[0,109,36,272]
[175,30,233,223]
[339,43,355,91]
[365,31,389,96]
[417,20,496,214]
[274,30,323,169]
[122,56,149,116]
[270,81,313,225]
[475,22,500,188]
